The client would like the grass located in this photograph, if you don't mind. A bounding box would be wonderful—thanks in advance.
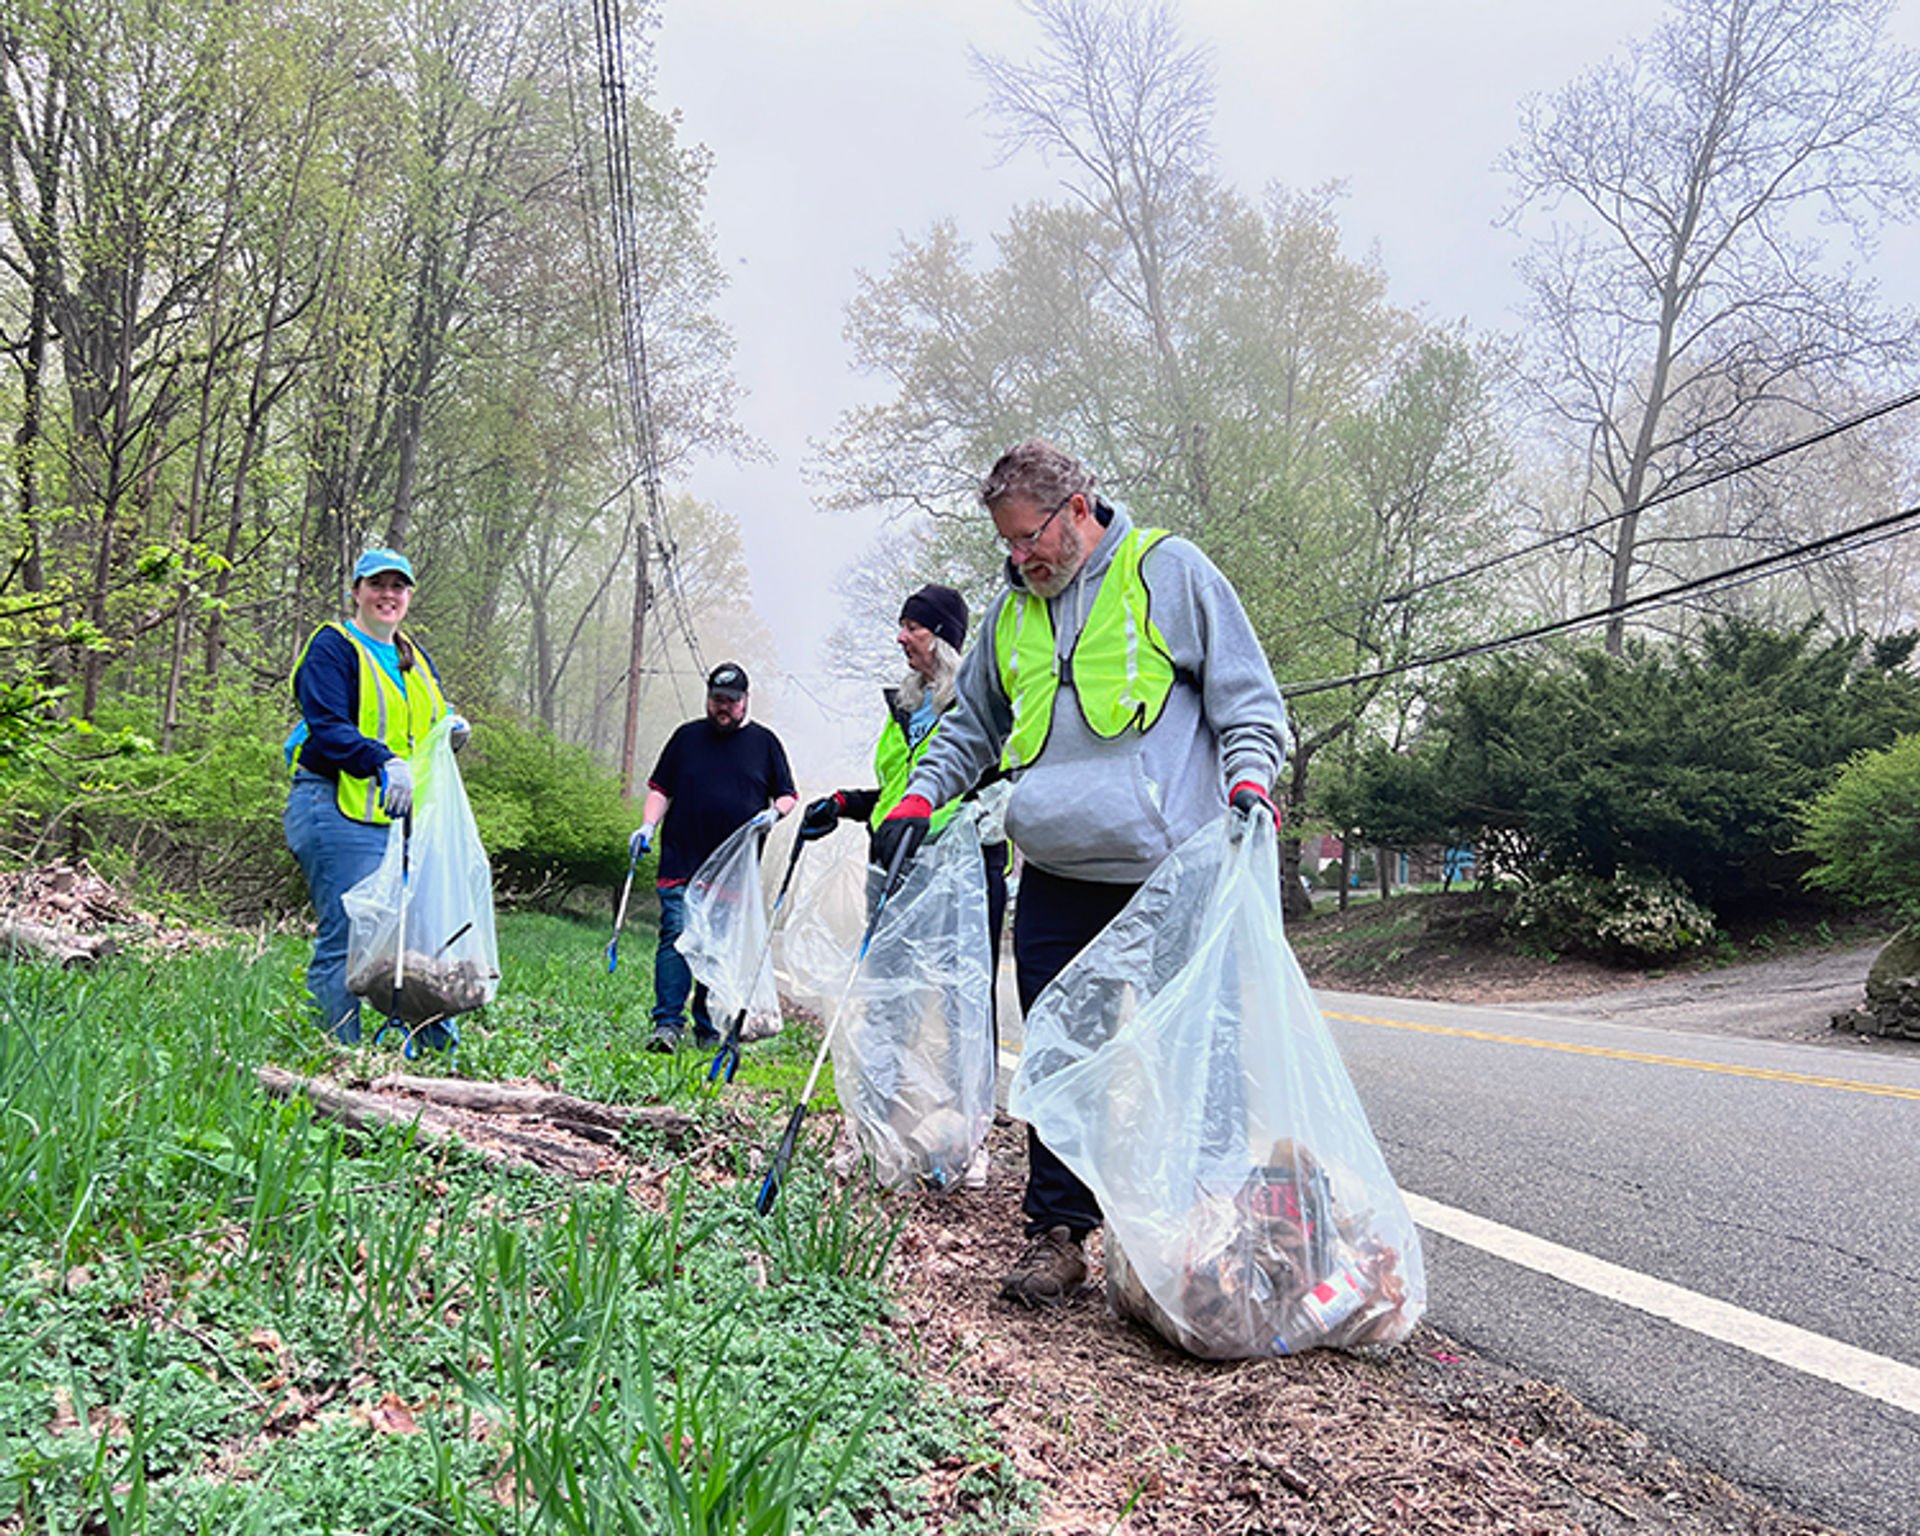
[0,911,1030,1532]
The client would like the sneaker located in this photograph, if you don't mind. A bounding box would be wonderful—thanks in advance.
[646,1025,683,1054]
[963,1141,990,1190]
[998,1225,1087,1307]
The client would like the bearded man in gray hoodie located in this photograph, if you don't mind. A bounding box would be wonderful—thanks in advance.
[874,437,1290,1307]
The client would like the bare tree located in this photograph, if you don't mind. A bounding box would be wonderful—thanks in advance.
[1500,0,1920,654]
[973,0,1217,510]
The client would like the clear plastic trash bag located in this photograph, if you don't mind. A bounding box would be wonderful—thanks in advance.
[343,717,501,1023]
[772,829,868,1018]
[777,813,996,1190]
[677,815,783,1043]
[1009,813,1425,1358]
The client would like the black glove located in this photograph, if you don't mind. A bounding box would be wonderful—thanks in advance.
[872,796,932,886]
[799,793,845,842]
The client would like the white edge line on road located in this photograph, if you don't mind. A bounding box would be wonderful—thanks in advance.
[1403,1190,1920,1420]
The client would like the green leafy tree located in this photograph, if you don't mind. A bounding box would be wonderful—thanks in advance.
[1799,732,1920,922]
[817,0,1513,915]
[456,710,634,902]
[1399,621,1920,915]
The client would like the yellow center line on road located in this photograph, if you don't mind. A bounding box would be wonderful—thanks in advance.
[1323,1010,1920,1103]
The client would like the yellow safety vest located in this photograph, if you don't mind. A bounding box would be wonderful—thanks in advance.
[290,622,448,824]
[993,526,1177,771]
[870,691,962,835]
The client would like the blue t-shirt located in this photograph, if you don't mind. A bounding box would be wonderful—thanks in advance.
[648,718,796,883]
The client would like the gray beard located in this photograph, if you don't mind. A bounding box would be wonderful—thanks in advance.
[1023,550,1084,600]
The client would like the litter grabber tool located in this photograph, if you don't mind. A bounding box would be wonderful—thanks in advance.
[606,835,643,973]
[755,835,914,1216]
[372,813,442,1059]
[709,832,809,1086]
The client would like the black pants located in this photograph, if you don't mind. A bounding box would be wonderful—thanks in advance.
[1013,863,1139,1238]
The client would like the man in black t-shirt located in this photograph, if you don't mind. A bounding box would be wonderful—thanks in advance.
[630,662,797,1051]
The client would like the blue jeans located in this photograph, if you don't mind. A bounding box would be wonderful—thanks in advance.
[284,773,392,1044]
[651,883,715,1042]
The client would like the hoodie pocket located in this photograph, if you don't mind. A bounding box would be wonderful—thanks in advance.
[1006,742,1172,874]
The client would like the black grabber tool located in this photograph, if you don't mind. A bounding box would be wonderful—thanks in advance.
[708,832,809,1086]
[754,836,914,1216]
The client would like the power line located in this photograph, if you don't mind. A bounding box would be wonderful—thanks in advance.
[586,0,706,678]
[1285,500,1920,698]
[1275,385,1920,640]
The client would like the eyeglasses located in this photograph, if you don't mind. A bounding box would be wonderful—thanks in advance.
[997,493,1075,555]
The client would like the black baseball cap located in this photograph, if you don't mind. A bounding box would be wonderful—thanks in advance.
[706,662,749,699]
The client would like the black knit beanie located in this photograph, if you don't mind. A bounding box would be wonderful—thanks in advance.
[899,584,969,650]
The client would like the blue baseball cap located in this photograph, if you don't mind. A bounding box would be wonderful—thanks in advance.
[353,548,415,585]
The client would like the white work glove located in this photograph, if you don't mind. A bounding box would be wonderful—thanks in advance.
[748,807,779,832]
[446,714,471,753]
[380,757,414,818]
[630,823,654,861]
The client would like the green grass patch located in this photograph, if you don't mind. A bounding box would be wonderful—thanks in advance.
[0,913,1027,1532]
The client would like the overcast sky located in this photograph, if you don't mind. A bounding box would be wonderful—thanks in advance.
[650,0,1920,782]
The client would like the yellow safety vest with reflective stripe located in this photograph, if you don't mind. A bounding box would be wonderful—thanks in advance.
[870,691,963,835]
[993,526,1177,771]
[290,622,448,824]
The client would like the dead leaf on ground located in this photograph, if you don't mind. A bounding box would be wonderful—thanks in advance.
[353,1392,422,1436]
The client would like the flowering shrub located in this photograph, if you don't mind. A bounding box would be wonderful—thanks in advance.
[1507,869,1718,963]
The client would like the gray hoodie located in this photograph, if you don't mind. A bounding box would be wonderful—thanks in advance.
[905,501,1288,884]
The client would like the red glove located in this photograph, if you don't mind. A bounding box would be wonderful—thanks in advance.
[873,794,932,879]
[1230,780,1279,830]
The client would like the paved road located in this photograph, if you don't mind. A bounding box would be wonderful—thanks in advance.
[1319,990,1920,1536]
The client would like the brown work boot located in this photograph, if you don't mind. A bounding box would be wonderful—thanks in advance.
[999,1225,1087,1307]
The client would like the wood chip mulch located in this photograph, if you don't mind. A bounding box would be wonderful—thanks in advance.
[881,1118,1846,1536]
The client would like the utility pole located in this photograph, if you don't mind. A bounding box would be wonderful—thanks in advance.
[619,530,649,798]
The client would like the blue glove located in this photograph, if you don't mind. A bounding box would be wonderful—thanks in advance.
[630,824,654,861]
[380,757,414,818]
[447,714,471,753]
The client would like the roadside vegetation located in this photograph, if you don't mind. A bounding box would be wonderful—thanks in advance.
[0,916,1032,1533]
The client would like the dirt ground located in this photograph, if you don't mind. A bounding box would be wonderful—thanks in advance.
[891,1122,1845,1536]
[886,909,1904,1534]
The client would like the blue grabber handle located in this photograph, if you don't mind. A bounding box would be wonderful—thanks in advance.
[606,841,641,973]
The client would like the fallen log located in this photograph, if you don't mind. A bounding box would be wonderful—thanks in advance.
[368,1073,694,1143]
[0,919,120,969]
[255,1067,692,1179]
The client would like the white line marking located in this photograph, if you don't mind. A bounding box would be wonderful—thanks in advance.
[1405,1191,1920,1419]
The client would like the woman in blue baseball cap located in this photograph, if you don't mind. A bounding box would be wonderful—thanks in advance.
[283,548,468,1045]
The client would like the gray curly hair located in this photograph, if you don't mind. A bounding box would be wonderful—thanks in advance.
[978,438,1096,514]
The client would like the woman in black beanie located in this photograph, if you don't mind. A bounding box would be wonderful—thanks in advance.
[796,583,1011,1184]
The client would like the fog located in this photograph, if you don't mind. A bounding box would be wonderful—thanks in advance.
[650,0,1920,792]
